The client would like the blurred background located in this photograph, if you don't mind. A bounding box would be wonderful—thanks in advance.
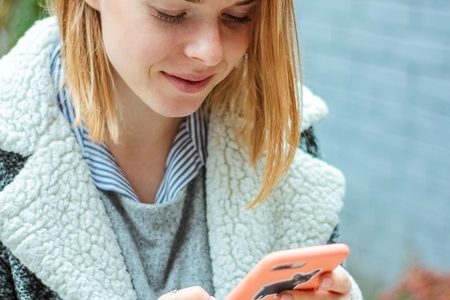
[0,0,42,55]
[294,0,450,299]
[1,0,449,299]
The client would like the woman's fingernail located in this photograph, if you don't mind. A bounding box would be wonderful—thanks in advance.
[280,293,294,300]
[320,277,333,290]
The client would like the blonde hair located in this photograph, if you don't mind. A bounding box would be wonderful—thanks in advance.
[49,0,302,207]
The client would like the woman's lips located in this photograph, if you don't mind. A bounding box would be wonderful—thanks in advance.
[162,72,214,94]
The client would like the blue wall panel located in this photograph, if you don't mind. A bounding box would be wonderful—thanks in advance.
[295,1,450,298]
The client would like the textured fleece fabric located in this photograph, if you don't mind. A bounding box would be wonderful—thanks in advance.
[0,17,362,300]
[101,170,213,300]
[0,150,61,300]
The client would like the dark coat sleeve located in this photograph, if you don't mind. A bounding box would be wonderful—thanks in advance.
[299,127,321,159]
[0,149,21,298]
[0,149,28,192]
[0,150,60,299]
[0,243,17,299]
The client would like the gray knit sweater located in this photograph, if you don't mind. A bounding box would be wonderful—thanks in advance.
[101,170,214,299]
[0,151,214,300]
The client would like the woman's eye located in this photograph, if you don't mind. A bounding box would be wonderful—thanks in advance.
[154,10,187,23]
[222,13,252,24]
[151,8,252,25]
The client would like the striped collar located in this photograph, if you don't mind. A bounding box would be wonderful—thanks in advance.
[50,45,207,204]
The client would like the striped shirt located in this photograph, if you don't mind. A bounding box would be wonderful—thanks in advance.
[50,45,207,204]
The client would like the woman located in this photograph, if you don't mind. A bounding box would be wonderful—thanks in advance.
[0,0,362,299]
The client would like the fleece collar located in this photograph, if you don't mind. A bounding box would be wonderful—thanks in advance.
[205,108,344,298]
[0,17,344,300]
[0,17,137,300]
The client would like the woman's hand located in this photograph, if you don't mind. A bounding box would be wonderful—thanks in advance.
[277,266,351,300]
[157,286,216,300]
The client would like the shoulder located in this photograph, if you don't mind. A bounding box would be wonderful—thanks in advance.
[0,17,62,155]
[206,85,345,238]
[0,17,59,84]
[0,16,59,89]
[300,85,329,131]
[290,86,345,212]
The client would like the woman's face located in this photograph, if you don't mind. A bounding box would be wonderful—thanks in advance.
[86,0,257,118]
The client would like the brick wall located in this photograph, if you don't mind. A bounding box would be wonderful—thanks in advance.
[295,0,450,298]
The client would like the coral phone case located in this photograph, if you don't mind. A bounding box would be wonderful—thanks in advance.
[225,243,350,300]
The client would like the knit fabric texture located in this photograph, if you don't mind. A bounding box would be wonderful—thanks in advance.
[101,169,214,300]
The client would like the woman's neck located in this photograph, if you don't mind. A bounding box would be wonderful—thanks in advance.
[108,74,182,159]
[104,78,183,204]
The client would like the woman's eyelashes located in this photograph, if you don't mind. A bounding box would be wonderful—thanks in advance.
[222,13,252,24]
[151,9,252,25]
[153,9,187,23]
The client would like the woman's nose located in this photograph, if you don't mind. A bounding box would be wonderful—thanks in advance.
[184,21,225,67]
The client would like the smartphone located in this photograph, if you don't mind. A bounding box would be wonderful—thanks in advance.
[224,243,350,300]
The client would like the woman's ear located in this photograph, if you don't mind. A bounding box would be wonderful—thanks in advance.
[84,0,100,10]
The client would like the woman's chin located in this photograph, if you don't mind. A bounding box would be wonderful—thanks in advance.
[152,100,205,119]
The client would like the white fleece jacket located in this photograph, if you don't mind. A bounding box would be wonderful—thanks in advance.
[0,18,362,300]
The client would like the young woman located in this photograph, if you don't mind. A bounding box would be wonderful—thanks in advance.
[0,0,362,299]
